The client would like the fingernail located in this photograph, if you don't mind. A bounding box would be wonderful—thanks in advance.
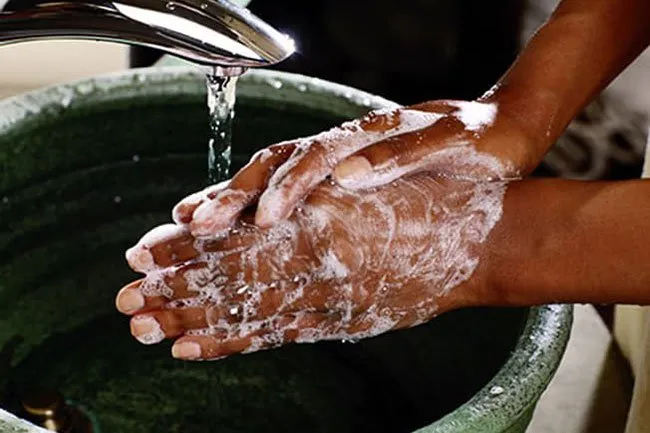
[172,202,194,225]
[125,245,155,272]
[333,156,373,185]
[131,316,165,345]
[172,341,202,360]
[117,289,145,314]
[126,224,187,272]
[191,201,219,236]
[172,181,229,225]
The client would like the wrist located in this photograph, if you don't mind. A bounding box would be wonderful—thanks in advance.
[479,179,576,307]
[472,92,552,176]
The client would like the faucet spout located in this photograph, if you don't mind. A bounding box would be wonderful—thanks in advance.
[0,0,296,68]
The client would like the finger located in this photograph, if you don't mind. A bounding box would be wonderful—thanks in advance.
[190,143,297,237]
[334,100,507,189]
[130,308,209,345]
[115,280,166,315]
[172,181,229,225]
[126,224,199,272]
[255,108,444,228]
[198,223,260,255]
[170,313,338,360]
[333,116,469,190]
[137,258,232,300]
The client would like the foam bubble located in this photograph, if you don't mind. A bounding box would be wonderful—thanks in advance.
[139,223,187,247]
[450,101,497,131]
[257,108,445,223]
[317,250,349,280]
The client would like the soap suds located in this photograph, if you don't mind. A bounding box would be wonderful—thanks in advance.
[317,250,349,280]
[338,144,512,191]
[125,224,188,272]
[172,181,230,225]
[128,164,508,356]
[257,108,445,224]
[449,100,497,132]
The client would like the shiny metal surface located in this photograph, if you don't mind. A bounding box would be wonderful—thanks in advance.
[0,0,295,67]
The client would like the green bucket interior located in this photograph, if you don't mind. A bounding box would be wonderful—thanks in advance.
[0,68,568,433]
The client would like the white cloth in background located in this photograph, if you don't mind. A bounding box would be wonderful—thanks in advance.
[616,135,650,433]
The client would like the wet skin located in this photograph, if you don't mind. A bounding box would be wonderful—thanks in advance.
[116,0,650,360]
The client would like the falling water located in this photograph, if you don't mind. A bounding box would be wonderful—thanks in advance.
[206,72,239,184]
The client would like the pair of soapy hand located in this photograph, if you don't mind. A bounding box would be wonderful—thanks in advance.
[115,99,535,361]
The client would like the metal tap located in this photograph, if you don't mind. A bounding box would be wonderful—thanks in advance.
[0,0,295,68]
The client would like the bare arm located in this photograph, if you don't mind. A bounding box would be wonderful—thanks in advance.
[485,179,650,307]
[484,0,650,170]
[177,0,650,236]
[118,176,650,360]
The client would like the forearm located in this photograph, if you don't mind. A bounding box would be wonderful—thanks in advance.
[486,179,650,306]
[483,0,650,170]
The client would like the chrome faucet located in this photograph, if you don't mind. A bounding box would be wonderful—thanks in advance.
[0,0,295,68]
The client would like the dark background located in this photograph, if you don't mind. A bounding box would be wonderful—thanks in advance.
[131,0,525,105]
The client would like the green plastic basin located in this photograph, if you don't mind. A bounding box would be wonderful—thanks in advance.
[0,68,572,433]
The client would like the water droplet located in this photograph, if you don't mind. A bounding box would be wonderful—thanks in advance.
[380,286,388,294]
[132,154,140,162]
[200,2,208,9]
[229,306,240,315]
[166,1,176,10]
[113,196,122,204]
[231,228,239,235]
[236,285,249,295]
[61,94,73,108]
[344,91,353,99]
[76,82,93,95]
[489,386,504,396]
[297,84,307,92]
[362,97,372,106]
[268,79,283,89]
[219,131,226,139]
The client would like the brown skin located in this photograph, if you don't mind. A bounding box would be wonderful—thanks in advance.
[117,176,650,360]
[176,0,650,234]
[116,0,650,359]
[488,179,650,307]
[489,0,650,158]
[119,174,493,360]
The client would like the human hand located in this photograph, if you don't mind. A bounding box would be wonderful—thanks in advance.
[116,172,506,360]
[173,99,534,237]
